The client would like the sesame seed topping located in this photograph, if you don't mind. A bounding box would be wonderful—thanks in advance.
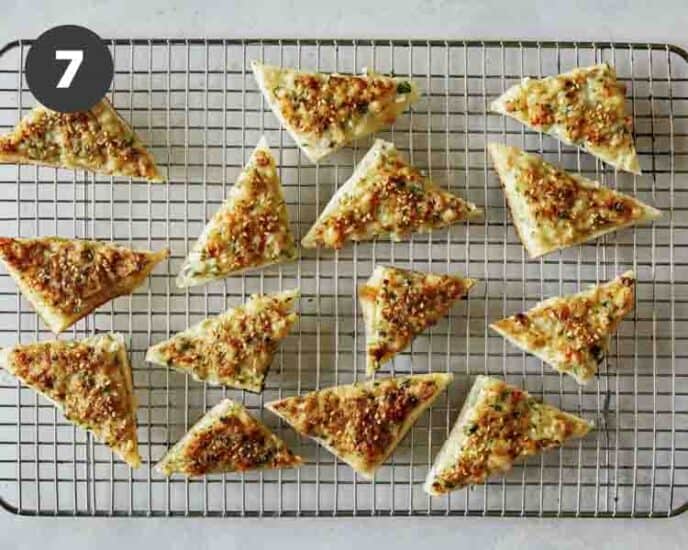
[512,153,641,250]
[273,72,396,140]
[431,379,589,492]
[0,100,159,180]
[271,376,440,470]
[180,407,298,475]
[7,337,137,459]
[503,64,635,165]
[311,147,475,248]
[188,148,296,280]
[154,293,297,392]
[0,237,158,319]
[493,275,634,381]
[364,267,472,368]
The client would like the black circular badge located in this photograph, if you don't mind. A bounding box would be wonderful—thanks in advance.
[25,25,113,113]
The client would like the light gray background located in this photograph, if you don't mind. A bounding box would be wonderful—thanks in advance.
[1,0,687,548]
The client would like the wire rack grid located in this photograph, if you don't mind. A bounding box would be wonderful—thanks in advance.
[0,38,685,518]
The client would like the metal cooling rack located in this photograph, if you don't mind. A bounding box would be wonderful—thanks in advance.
[0,38,686,518]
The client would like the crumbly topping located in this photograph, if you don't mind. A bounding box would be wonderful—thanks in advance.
[8,338,136,454]
[493,274,634,380]
[271,71,409,145]
[504,64,635,160]
[270,376,440,469]
[0,237,157,317]
[179,149,296,281]
[511,152,644,249]
[430,379,589,492]
[361,268,472,367]
[154,293,297,391]
[0,100,160,180]
[309,147,476,248]
[179,407,299,475]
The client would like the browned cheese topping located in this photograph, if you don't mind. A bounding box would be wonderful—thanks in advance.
[430,380,585,492]
[504,65,635,157]
[494,274,634,380]
[311,150,474,248]
[272,72,401,143]
[0,100,159,179]
[181,410,298,475]
[514,154,642,248]
[155,294,296,389]
[185,150,296,279]
[271,377,439,468]
[0,238,154,316]
[8,341,135,449]
[362,270,471,365]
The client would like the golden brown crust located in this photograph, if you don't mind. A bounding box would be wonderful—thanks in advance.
[303,140,480,249]
[1,334,140,467]
[176,140,297,287]
[504,66,633,146]
[0,98,163,181]
[146,290,299,392]
[196,151,294,270]
[274,72,395,138]
[488,144,660,258]
[266,373,452,477]
[491,271,635,384]
[156,400,301,476]
[517,159,641,235]
[252,63,419,162]
[360,266,475,374]
[0,237,169,333]
[493,64,639,173]
[180,416,296,475]
[426,377,591,494]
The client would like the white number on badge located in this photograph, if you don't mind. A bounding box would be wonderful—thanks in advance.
[54,50,84,89]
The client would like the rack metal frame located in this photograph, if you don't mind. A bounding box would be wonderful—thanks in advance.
[0,38,685,518]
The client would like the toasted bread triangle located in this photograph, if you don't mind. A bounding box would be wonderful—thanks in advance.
[266,373,453,479]
[490,64,640,174]
[146,290,299,393]
[0,237,168,334]
[302,140,481,249]
[491,271,635,384]
[156,399,302,476]
[0,98,163,181]
[424,376,592,495]
[489,144,660,258]
[251,62,420,163]
[0,334,140,467]
[176,137,297,288]
[359,266,475,375]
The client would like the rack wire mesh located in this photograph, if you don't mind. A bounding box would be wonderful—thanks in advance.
[0,38,686,518]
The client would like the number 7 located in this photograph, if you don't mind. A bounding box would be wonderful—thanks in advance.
[55,50,84,89]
